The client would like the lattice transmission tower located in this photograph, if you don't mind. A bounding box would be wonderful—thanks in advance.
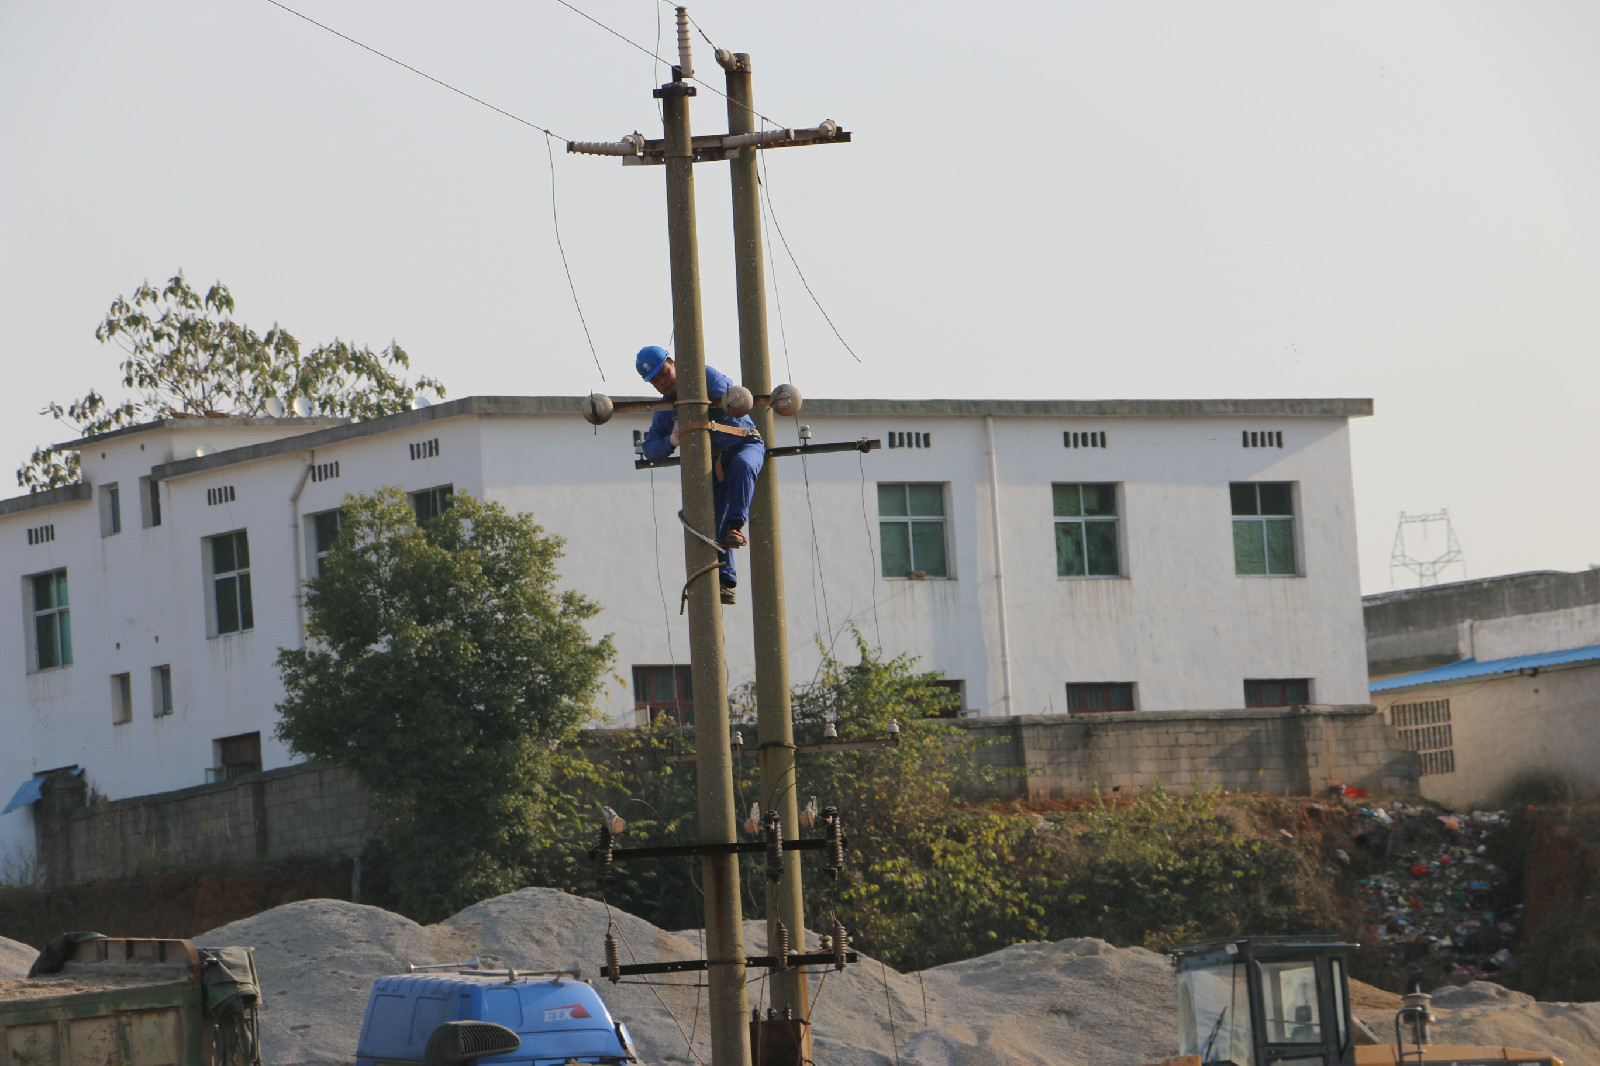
[1390,510,1467,587]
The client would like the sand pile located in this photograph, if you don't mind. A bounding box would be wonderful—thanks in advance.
[178,889,1600,1066]
[0,936,35,978]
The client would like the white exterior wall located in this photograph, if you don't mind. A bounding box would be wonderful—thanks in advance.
[0,398,1371,866]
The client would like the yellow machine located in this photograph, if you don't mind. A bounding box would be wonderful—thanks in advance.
[1148,936,1561,1066]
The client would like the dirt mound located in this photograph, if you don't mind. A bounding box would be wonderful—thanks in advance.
[196,889,1600,1066]
[0,936,36,978]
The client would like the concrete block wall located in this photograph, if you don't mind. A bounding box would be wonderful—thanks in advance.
[959,705,1419,801]
[42,763,377,883]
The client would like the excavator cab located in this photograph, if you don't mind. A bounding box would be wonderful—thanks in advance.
[1169,936,1356,1066]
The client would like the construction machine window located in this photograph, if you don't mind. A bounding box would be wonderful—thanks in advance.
[1258,958,1322,1044]
[1175,959,1256,1065]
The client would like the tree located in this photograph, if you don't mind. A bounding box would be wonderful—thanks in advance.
[275,488,613,921]
[19,273,444,490]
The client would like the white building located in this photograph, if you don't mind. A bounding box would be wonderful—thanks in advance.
[1,395,1373,866]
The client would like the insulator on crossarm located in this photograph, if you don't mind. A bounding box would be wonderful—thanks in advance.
[567,133,646,157]
[675,7,692,78]
[823,807,844,880]
[604,933,621,983]
[595,823,615,887]
[773,921,790,972]
[832,919,849,970]
[764,809,784,882]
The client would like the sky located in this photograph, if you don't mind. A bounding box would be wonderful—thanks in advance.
[2,1,1597,594]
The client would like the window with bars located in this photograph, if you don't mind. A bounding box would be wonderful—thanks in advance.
[29,569,72,671]
[633,665,694,726]
[1231,482,1298,576]
[1054,483,1120,577]
[1244,678,1310,707]
[208,531,254,635]
[878,483,948,578]
[310,509,344,578]
[1066,682,1135,713]
[210,732,262,783]
[1388,699,1455,775]
[411,485,454,523]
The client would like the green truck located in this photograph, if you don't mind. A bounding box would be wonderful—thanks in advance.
[0,934,261,1066]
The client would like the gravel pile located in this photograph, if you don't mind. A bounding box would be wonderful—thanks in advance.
[0,888,1572,1066]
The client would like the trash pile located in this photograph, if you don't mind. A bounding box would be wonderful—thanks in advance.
[1349,803,1519,989]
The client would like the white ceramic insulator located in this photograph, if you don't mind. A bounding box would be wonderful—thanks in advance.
[567,134,644,157]
[676,7,693,78]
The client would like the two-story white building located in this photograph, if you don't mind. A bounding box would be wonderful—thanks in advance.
[1,395,1373,868]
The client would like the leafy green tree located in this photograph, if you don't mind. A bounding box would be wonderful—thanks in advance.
[20,273,443,490]
[275,488,613,921]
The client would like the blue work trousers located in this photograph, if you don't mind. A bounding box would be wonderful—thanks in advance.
[713,439,765,587]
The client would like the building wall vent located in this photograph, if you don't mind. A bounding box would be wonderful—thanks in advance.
[1064,431,1106,449]
[886,431,931,449]
[1243,430,1284,449]
[409,438,440,461]
[26,524,55,545]
[1388,698,1455,775]
[310,460,341,483]
[206,485,237,506]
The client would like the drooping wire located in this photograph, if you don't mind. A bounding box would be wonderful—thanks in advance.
[546,135,606,380]
[261,0,569,139]
[758,148,863,364]
[599,895,707,1065]
[647,467,684,732]
[880,959,903,1066]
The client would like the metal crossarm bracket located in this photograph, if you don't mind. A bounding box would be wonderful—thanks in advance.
[589,837,843,862]
[637,437,880,470]
[602,951,858,979]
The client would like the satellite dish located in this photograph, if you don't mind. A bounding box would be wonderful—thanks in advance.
[263,397,286,418]
[291,397,313,417]
[195,445,216,457]
[412,395,432,410]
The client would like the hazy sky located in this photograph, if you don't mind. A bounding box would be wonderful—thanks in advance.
[3,1,1596,593]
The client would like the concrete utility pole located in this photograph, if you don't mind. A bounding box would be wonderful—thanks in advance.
[720,51,809,1033]
[657,66,752,1066]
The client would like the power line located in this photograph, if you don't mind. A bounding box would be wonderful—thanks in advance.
[759,144,864,364]
[545,135,606,380]
[261,0,568,140]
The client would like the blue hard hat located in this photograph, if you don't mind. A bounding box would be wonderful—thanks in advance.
[636,345,670,382]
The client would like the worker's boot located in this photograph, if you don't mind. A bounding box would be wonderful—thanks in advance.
[720,580,737,605]
[719,520,747,550]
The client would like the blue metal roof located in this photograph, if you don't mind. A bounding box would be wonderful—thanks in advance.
[1371,643,1600,693]
[2,777,45,815]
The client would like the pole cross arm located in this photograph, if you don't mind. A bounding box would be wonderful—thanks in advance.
[602,951,858,979]
[636,437,881,470]
[590,837,843,862]
[566,121,850,166]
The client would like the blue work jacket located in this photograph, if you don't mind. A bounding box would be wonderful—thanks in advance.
[640,365,761,460]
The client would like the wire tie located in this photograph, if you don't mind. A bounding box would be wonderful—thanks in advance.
[678,510,723,550]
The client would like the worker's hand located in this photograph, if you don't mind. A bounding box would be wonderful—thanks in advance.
[669,424,681,448]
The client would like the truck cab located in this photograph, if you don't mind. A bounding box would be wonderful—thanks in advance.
[355,965,637,1066]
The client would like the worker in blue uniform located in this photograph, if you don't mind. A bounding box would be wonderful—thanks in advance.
[636,345,764,606]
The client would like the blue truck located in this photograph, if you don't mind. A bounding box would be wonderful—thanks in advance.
[354,961,639,1066]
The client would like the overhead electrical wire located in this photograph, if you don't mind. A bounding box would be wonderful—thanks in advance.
[546,135,607,379]
[261,0,569,139]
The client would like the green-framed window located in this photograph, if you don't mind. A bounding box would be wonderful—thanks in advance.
[1053,483,1120,577]
[209,530,254,635]
[30,569,72,670]
[1231,482,1297,576]
[878,483,948,578]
